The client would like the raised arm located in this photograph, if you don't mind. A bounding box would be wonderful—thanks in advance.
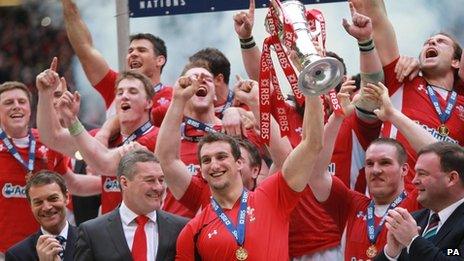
[281,96,323,192]
[351,0,399,66]
[308,81,358,201]
[61,0,110,85]
[56,91,122,176]
[367,82,437,151]
[63,168,102,196]
[36,60,79,157]
[233,0,261,81]
[155,75,201,199]
[233,78,292,171]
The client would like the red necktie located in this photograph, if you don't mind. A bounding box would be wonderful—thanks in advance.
[132,215,149,261]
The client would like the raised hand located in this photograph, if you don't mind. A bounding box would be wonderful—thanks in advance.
[233,0,255,39]
[233,75,259,109]
[342,1,373,42]
[36,57,60,92]
[173,73,204,102]
[57,91,81,128]
[336,79,358,117]
[394,56,420,82]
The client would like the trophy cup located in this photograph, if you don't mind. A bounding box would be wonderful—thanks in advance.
[267,0,344,96]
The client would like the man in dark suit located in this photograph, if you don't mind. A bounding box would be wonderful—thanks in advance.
[6,170,77,261]
[74,149,188,261]
[377,142,464,260]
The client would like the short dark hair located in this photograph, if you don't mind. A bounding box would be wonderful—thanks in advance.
[0,81,32,104]
[237,138,261,168]
[189,48,231,84]
[197,132,241,164]
[130,33,167,73]
[25,170,67,202]
[368,138,408,165]
[418,142,464,183]
[115,71,155,101]
[117,149,160,180]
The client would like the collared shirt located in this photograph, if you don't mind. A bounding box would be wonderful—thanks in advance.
[386,197,464,260]
[119,202,158,261]
[41,222,69,250]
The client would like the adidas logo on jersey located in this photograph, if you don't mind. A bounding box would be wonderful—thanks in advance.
[2,183,26,198]
[103,177,121,192]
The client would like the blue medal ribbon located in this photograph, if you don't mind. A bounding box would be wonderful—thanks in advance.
[215,89,235,117]
[120,121,153,145]
[0,128,36,175]
[427,85,457,124]
[211,190,248,246]
[366,191,406,244]
[180,117,218,142]
[153,83,165,93]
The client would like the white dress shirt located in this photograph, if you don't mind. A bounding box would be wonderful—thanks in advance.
[119,202,158,261]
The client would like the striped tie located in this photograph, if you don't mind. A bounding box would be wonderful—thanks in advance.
[55,236,66,259]
[423,213,440,239]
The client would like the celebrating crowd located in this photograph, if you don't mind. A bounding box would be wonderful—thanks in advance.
[1,0,464,260]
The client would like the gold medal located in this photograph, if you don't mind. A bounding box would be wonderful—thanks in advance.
[236,246,248,260]
[437,124,449,136]
[25,171,33,182]
[366,245,378,259]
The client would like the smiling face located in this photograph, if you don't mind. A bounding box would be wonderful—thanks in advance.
[115,77,152,126]
[413,152,451,211]
[29,183,69,235]
[183,67,216,114]
[126,39,164,80]
[120,161,166,214]
[200,141,243,192]
[365,143,408,204]
[419,34,460,75]
[0,88,31,138]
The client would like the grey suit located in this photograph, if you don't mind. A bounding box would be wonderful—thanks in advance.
[74,209,188,261]
[5,225,78,261]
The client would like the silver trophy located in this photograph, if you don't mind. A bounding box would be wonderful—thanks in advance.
[267,0,344,96]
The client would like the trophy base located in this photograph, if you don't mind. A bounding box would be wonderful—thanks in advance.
[298,57,344,96]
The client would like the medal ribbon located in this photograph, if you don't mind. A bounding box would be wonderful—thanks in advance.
[215,89,235,117]
[366,191,406,244]
[427,85,457,124]
[181,117,218,142]
[211,190,248,246]
[120,121,153,145]
[153,83,165,93]
[0,128,36,174]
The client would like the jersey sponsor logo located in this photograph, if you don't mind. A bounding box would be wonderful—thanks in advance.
[103,177,121,192]
[416,121,459,144]
[2,183,26,198]
[327,162,336,175]
[186,164,199,175]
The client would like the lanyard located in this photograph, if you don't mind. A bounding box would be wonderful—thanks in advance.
[215,89,235,117]
[366,191,406,244]
[427,85,457,124]
[153,83,165,93]
[180,117,217,142]
[0,128,36,174]
[211,190,248,246]
[120,121,153,145]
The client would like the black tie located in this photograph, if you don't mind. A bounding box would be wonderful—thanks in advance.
[55,236,66,259]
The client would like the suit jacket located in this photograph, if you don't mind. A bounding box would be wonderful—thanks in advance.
[74,208,188,261]
[376,202,464,260]
[5,225,78,261]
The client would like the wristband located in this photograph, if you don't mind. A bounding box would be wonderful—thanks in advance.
[240,36,256,49]
[358,38,375,52]
[68,120,85,136]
